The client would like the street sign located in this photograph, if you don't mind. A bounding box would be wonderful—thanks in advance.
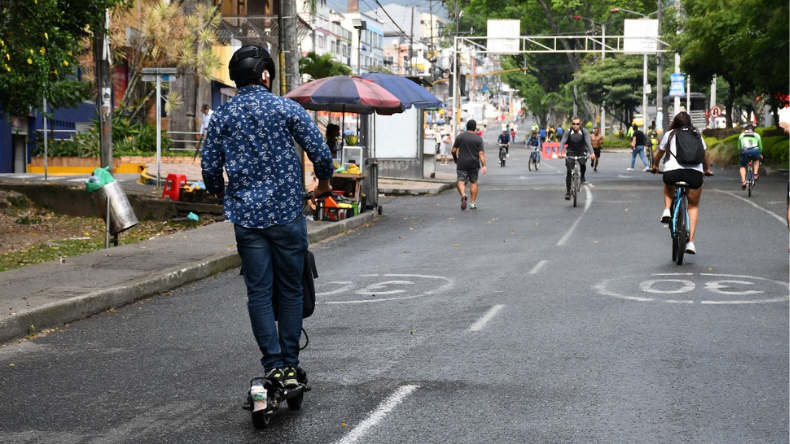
[710,105,722,117]
[142,74,172,82]
[669,73,686,97]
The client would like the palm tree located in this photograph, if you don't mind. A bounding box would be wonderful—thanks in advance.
[299,52,352,81]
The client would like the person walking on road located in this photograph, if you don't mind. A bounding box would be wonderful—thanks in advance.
[558,117,595,200]
[201,45,334,388]
[629,124,650,171]
[590,127,603,172]
[452,119,487,210]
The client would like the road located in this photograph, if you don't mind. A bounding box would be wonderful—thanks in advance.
[0,128,787,443]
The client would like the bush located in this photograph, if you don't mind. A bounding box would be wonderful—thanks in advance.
[762,136,789,166]
[33,114,173,158]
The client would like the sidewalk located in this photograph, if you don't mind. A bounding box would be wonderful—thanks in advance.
[0,166,453,344]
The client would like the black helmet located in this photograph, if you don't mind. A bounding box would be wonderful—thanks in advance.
[745,123,755,131]
[228,45,275,87]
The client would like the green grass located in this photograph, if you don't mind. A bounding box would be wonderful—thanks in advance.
[0,216,204,272]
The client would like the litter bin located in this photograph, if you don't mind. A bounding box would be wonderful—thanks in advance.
[87,167,138,236]
[93,181,138,235]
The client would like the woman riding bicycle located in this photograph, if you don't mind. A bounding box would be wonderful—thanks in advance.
[651,111,713,255]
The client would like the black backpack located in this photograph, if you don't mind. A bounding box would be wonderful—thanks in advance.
[669,126,705,164]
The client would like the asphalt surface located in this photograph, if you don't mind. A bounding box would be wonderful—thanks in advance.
[0,128,787,443]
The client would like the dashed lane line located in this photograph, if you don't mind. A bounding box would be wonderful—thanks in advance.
[335,385,420,444]
[529,260,548,275]
[469,304,505,331]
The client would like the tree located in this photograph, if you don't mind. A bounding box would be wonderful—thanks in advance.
[669,0,789,126]
[78,0,221,123]
[0,0,118,117]
[299,52,352,80]
[574,55,654,127]
[445,0,659,115]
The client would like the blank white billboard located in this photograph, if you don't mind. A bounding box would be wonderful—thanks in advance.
[624,19,659,54]
[487,20,520,54]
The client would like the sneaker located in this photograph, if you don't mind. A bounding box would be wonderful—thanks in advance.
[264,368,285,387]
[685,241,696,254]
[564,192,571,200]
[469,203,478,210]
[627,167,634,171]
[660,209,671,223]
[461,194,468,210]
[643,167,650,172]
[754,175,759,181]
[506,154,510,157]
[742,182,747,190]
[581,178,587,184]
[594,167,598,172]
[283,366,299,388]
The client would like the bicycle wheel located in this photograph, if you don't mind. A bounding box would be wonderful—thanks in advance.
[572,174,579,207]
[747,167,753,197]
[670,198,678,262]
[675,197,687,265]
[528,156,533,171]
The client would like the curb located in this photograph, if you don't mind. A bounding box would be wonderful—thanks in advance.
[381,184,453,196]
[0,212,377,344]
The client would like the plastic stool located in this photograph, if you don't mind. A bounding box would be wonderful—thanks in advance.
[161,173,187,201]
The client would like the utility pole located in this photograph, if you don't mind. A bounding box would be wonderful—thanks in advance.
[656,0,663,132]
[283,0,300,92]
[94,9,113,172]
[451,0,461,138]
[409,6,415,76]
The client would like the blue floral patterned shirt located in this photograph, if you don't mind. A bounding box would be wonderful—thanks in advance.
[201,85,334,229]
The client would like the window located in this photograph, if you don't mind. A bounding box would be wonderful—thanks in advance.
[318,35,324,49]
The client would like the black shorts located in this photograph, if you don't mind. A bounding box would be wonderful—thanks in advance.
[593,148,601,158]
[663,169,704,190]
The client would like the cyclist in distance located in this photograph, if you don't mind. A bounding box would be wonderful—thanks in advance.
[558,117,595,200]
[650,111,713,255]
[738,124,763,189]
[525,129,541,151]
[497,127,510,156]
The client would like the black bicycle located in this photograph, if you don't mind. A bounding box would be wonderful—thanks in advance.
[566,155,587,208]
[669,181,690,265]
[499,143,507,167]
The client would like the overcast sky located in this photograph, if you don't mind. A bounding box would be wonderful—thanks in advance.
[325,0,446,15]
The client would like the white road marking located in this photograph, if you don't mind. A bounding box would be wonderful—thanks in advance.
[335,385,419,444]
[529,260,548,275]
[557,186,593,246]
[469,304,504,331]
[596,273,789,304]
[323,274,453,304]
[711,189,785,225]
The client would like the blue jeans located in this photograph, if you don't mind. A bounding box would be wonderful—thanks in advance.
[234,217,307,371]
[631,145,648,168]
